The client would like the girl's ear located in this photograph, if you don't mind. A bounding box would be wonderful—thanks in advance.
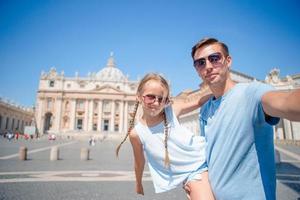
[136,95,142,103]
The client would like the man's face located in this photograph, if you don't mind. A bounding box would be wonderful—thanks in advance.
[193,43,232,87]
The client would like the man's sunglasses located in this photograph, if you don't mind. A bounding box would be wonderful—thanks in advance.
[142,94,168,104]
[193,52,223,70]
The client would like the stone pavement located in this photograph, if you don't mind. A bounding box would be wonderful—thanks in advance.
[0,135,186,200]
[275,144,300,200]
[0,135,299,199]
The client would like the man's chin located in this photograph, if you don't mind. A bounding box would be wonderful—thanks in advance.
[205,77,221,86]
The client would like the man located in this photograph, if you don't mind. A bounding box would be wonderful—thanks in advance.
[187,38,300,200]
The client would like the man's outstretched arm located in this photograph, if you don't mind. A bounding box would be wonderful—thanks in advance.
[262,89,300,121]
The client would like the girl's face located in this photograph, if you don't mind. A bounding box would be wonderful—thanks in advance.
[138,80,169,117]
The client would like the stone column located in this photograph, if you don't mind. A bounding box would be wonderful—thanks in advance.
[283,119,292,140]
[88,100,94,131]
[70,99,76,130]
[119,101,124,133]
[273,126,279,140]
[97,100,103,132]
[37,98,45,134]
[289,121,296,140]
[292,122,300,140]
[4,117,8,131]
[0,115,3,131]
[6,117,10,131]
[21,120,24,132]
[55,97,63,133]
[84,99,89,131]
[19,146,27,160]
[277,119,284,140]
[124,101,128,132]
[110,100,115,132]
[11,117,15,131]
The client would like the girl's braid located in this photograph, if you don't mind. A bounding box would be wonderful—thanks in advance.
[116,101,139,157]
[162,110,170,168]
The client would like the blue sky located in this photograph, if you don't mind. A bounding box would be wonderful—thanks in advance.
[0,0,299,107]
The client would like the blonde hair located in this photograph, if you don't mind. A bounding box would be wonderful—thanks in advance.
[116,73,171,168]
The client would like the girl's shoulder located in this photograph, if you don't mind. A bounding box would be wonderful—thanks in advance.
[129,128,143,144]
[164,104,178,126]
[129,128,138,138]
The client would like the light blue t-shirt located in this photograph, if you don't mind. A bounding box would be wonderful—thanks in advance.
[135,105,207,193]
[200,82,279,200]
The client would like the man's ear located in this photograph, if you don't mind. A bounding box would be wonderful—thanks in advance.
[226,55,232,68]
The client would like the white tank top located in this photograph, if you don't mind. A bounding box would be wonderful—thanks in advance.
[135,105,207,193]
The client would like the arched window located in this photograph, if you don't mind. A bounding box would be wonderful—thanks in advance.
[76,99,85,110]
[49,80,55,87]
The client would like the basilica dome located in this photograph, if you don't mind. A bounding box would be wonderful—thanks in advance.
[96,54,128,82]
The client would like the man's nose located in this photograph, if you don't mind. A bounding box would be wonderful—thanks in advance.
[205,60,214,70]
[202,63,213,74]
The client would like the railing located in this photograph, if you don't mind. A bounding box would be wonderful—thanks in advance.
[274,139,300,146]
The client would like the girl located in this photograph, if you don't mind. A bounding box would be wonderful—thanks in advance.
[116,73,214,200]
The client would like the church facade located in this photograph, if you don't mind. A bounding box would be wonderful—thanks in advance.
[35,55,138,136]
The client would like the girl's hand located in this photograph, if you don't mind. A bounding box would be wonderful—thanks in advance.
[136,183,144,195]
[184,183,191,200]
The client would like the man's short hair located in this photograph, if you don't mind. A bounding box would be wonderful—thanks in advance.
[191,38,229,59]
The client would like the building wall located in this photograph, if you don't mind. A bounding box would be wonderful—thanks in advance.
[0,99,34,134]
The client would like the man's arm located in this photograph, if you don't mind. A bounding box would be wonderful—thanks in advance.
[262,89,300,121]
[172,85,212,117]
[129,130,145,195]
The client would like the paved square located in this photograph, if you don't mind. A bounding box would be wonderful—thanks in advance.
[0,136,299,199]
